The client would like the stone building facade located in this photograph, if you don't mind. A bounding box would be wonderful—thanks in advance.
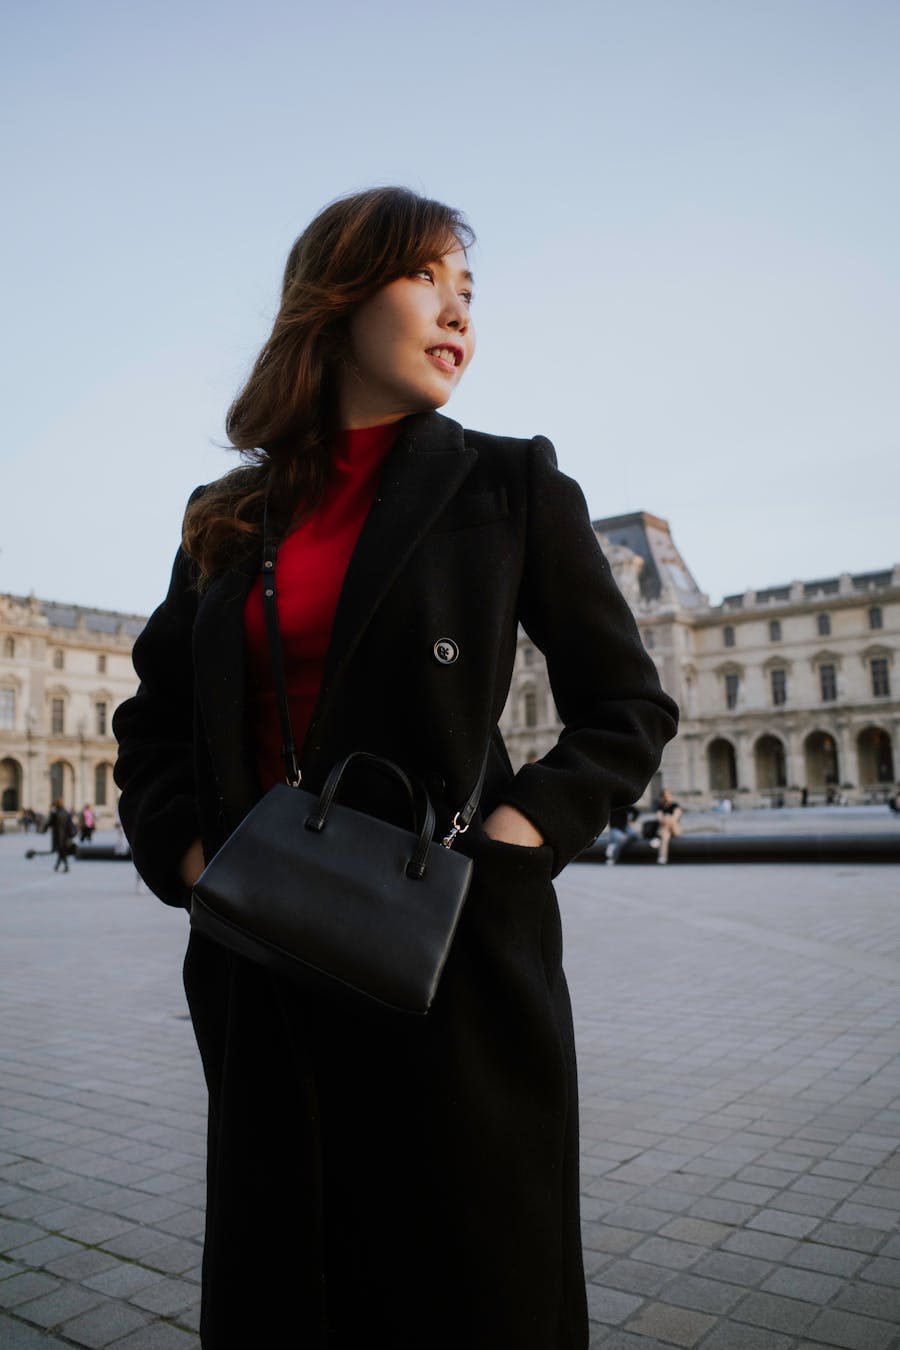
[5,512,897,824]
[502,512,899,808]
[0,594,145,825]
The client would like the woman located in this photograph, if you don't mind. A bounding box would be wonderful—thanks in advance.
[653,787,683,864]
[114,187,678,1349]
[47,799,73,873]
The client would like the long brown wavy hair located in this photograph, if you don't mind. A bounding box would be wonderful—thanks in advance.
[183,187,474,581]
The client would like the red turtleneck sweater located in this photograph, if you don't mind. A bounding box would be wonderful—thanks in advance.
[243,423,399,790]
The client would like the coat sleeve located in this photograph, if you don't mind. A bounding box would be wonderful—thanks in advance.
[497,436,679,871]
[112,541,201,909]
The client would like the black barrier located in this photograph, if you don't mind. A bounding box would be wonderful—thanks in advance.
[74,843,133,861]
[584,832,900,865]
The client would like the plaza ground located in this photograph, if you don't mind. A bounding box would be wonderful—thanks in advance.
[1,827,899,1349]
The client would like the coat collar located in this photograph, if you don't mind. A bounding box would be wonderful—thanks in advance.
[193,411,478,824]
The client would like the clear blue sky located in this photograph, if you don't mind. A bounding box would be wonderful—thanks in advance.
[2,0,898,614]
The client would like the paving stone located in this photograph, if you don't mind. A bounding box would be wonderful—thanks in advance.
[745,1207,819,1239]
[43,1247,121,1280]
[628,1237,704,1271]
[5,1234,84,1267]
[730,1289,818,1335]
[784,1241,867,1277]
[100,1324,198,1349]
[0,1269,61,1308]
[811,1222,888,1253]
[599,1259,675,1297]
[584,1226,644,1256]
[859,1257,900,1288]
[832,1282,900,1322]
[624,1300,716,1346]
[60,1298,151,1347]
[686,1197,756,1225]
[692,1251,773,1288]
[721,1229,797,1261]
[129,1278,198,1316]
[0,1312,73,1348]
[586,1285,645,1324]
[658,1212,737,1248]
[659,1273,744,1314]
[83,1264,169,1297]
[13,1281,106,1327]
[759,1263,844,1303]
[699,1326,793,1349]
[806,1307,898,1349]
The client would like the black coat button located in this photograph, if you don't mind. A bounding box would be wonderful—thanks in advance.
[433,638,459,665]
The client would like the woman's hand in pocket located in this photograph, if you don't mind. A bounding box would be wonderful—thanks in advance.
[481,804,544,849]
[178,838,206,888]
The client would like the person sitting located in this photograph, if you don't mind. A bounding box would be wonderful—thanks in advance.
[651,788,682,865]
[605,804,639,865]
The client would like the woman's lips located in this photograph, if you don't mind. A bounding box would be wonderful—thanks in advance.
[426,345,462,373]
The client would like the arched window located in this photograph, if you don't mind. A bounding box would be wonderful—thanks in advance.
[804,731,839,788]
[0,757,22,812]
[769,620,781,642]
[2,636,14,658]
[755,735,786,790]
[49,761,65,802]
[857,728,894,785]
[723,626,735,648]
[708,738,737,792]
[817,613,831,637]
[94,762,112,807]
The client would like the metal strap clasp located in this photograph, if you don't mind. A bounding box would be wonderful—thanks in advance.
[441,812,470,849]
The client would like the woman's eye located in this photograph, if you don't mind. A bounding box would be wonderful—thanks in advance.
[413,268,434,283]
[460,291,473,306]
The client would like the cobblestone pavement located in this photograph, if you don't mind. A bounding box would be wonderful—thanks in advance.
[1,833,899,1349]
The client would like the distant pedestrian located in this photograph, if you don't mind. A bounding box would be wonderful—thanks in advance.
[79,804,96,843]
[651,788,682,865]
[605,805,639,864]
[47,800,74,873]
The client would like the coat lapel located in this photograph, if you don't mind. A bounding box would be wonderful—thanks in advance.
[192,411,478,818]
[307,412,477,752]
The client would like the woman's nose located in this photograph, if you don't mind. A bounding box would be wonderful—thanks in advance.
[440,293,469,332]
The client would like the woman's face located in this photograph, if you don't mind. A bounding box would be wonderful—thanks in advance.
[340,244,475,427]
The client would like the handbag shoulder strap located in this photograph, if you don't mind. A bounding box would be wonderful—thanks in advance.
[261,503,301,786]
[261,497,490,844]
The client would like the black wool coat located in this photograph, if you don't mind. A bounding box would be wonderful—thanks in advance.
[113,411,678,1350]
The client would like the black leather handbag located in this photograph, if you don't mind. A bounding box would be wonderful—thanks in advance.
[190,510,485,1015]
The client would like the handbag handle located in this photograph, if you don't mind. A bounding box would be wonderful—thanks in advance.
[261,497,491,848]
[306,751,436,880]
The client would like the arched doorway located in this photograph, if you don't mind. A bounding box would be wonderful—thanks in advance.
[1,757,22,812]
[708,738,737,793]
[49,760,75,806]
[857,727,894,785]
[804,731,839,788]
[755,735,786,790]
